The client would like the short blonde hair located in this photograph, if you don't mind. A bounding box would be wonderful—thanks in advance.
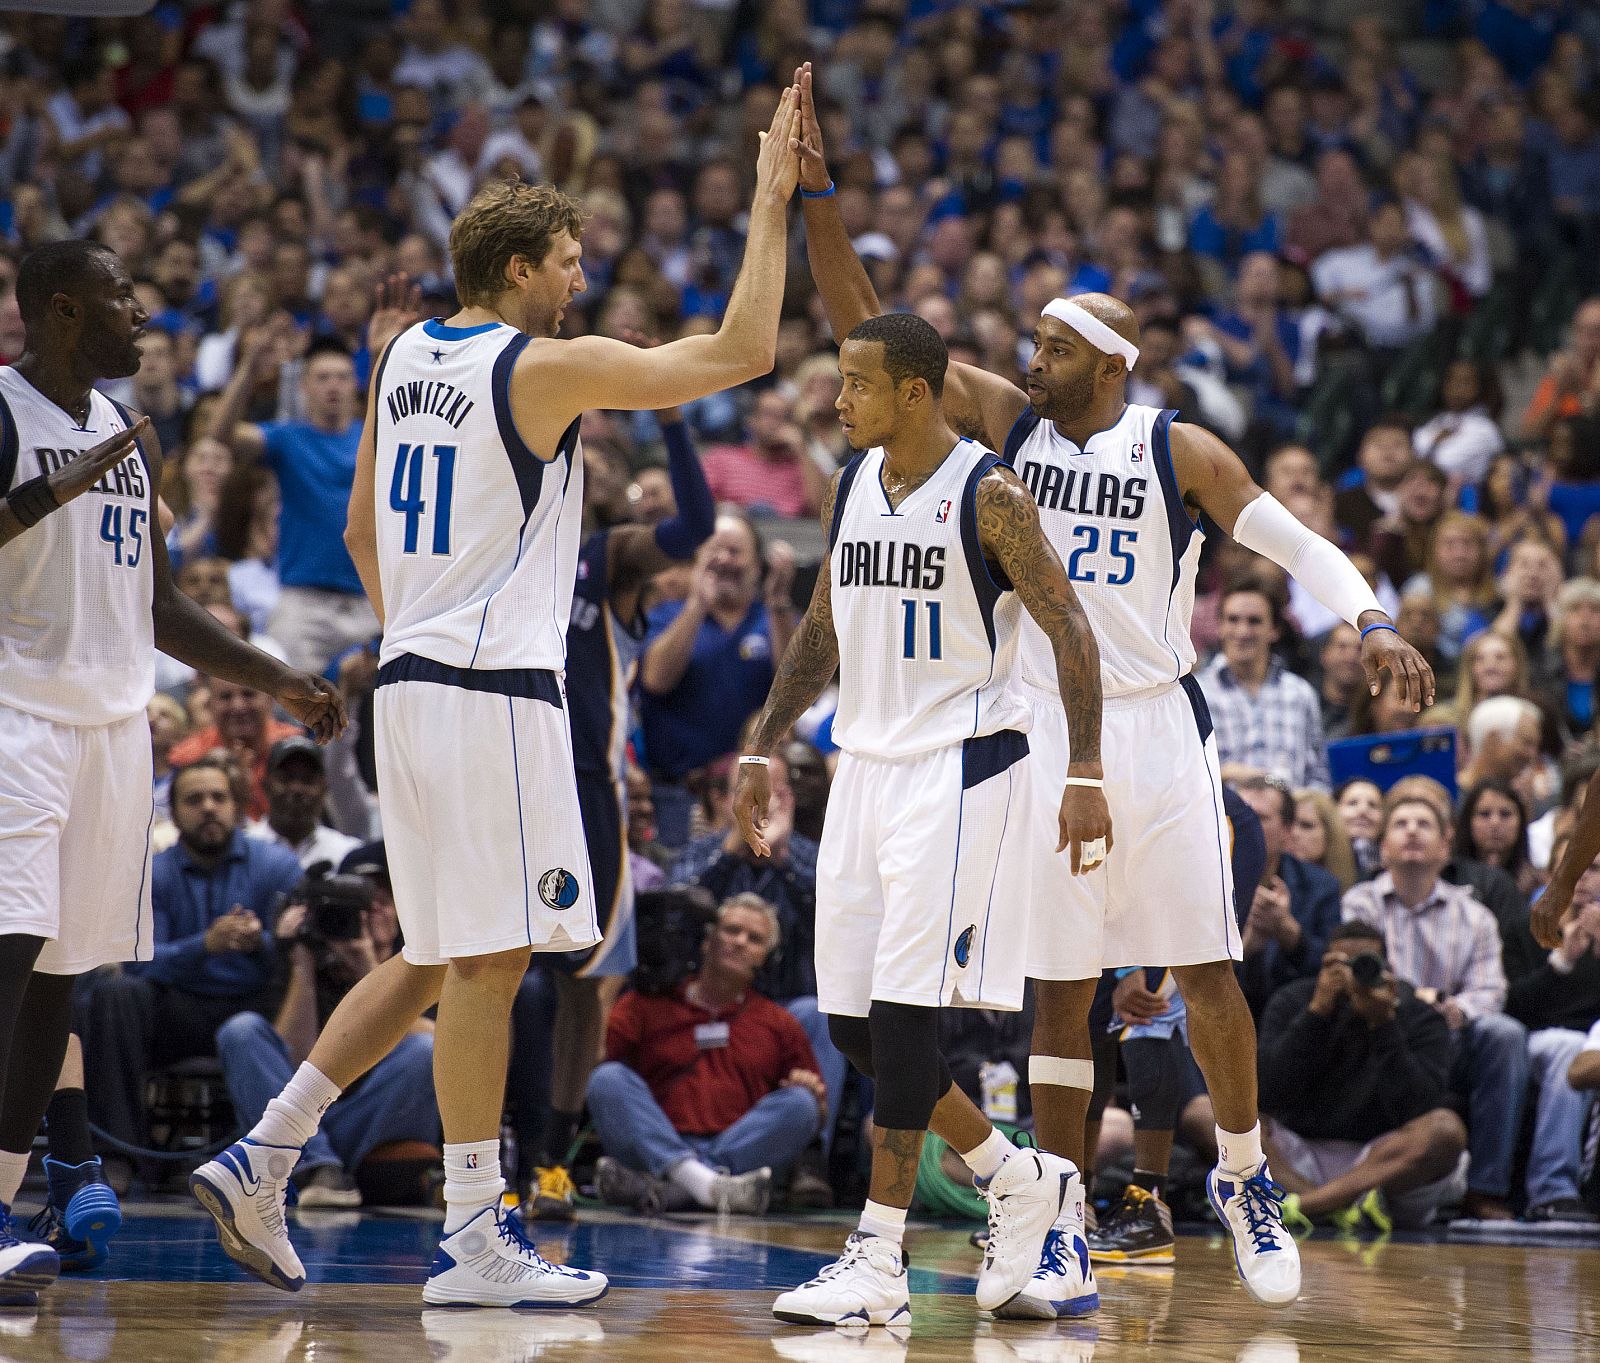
[719,892,781,953]
[448,180,584,307]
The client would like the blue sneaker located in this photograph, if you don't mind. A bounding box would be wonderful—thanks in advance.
[1206,1163,1302,1306]
[189,1139,306,1292]
[0,1202,58,1304]
[26,1157,121,1272]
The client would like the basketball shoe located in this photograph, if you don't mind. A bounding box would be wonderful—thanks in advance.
[422,1204,608,1307]
[27,1156,121,1272]
[189,1138,306,1291]
[1206,1163,1301,1305]
[1086,1182,1175,1265]
[994,1171,1098,1319]
[524,1166,576,1222]
[0,1202,57,1304]
[772,1232,911,1327]
[975,1148,1076,1313]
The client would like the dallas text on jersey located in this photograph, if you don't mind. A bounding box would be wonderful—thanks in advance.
[835,539,946,591]
[1015,462,1146,521]
[32,444,148,500]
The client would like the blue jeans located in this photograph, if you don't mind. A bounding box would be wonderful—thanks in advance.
[585,1060,819,1180]
[1450,1012,1529,1198]
[1526,1027,1593,1207]
[784,996,847,1154]
[214,1011,440,1173]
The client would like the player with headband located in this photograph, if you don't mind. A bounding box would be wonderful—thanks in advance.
[790,59,1433,1316]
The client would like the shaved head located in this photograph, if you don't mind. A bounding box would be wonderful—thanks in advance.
[1027,291,1141,426]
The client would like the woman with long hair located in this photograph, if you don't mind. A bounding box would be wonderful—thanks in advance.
[1291,789,1359,891]
[1456,778,1537,900]
[1408,511,1497,663]
[1478,453,1564,563]
[1336,778,1385,878]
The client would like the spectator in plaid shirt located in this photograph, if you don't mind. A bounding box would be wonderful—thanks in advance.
[1342,796,1529,1221]
[1199,582,1331,790]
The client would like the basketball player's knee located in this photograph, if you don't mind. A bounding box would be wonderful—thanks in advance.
[1031,978,1096,1052]
[827,1014,874,1078]
[1173,959,1247,1013]
[448,947,532,991]
[866,1002,945,1131]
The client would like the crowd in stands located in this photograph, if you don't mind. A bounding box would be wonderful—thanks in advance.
[6,0,1600,1225]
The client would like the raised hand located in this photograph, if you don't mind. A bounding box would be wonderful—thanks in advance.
[754,83,801,202]
[368,272,424,355]
[791,62,832,194]
[44,416,150,509]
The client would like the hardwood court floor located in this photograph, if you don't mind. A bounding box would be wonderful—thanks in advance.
[1,1207,1596,1362]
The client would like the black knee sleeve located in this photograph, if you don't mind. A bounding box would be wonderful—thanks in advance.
[1087,1022,1119,1122]
[866,1001,948,1130]
[828,1013,875,1079]
[1121,1034,1186,1132]
[0,969,76,1151]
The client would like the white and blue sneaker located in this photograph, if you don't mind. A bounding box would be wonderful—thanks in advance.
[422,1205,608,1308]
[0,1202,58,1304]
[995,1173,1099,1320]
[189,1139,306,1291]
[975,1149,1077,1313]
[773,1232,911,1327]
[1206,1163,1301,1306]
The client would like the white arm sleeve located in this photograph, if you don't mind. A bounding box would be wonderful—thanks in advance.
[1231,492,1383,629]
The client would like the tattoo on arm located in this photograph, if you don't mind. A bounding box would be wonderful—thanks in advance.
[976,469,1103,766]
[870,1126,926,1207]
[746,476,842,754]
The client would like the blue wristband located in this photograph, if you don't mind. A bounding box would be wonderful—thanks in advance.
[800,181,835,199]
[1360,622,1398,640]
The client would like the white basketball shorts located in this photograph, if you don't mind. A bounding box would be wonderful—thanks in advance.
[0,702,154,975]
[1016,676,1240,980]
[815,729,1031,1017]
[375,655,599,967]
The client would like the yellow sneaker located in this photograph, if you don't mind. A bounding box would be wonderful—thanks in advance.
[526,1166,577,1223]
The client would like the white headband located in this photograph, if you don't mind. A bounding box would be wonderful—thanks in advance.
[1041,298,1140,367]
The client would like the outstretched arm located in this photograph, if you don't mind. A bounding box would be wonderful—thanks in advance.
[733,475,843,857]
[975,467,1113,871]
[793,62,1029,449]
[146,421,346,741]
[1170,420,1435,711]
[1533,766,1600,948]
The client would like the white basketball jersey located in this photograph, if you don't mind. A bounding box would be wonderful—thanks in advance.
[0,368,154,726]
[1002,404,1203,698]
[374,319,583,672]
[829,440,1029,760]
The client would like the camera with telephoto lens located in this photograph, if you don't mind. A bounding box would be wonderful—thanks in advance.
[287,864,372,944]
[1348,950,1387,989]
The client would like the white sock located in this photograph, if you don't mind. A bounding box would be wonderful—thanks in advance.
[442,1140,505,1232]
[858,1199,907,1245]
[961,1128,1017,1183]
[1216,1123,1264,1176]
[667,1157,720,1208]
[0,1149,28,1206]
[249,1062,341,1150]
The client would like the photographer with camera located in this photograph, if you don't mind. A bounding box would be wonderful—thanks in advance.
[1342,796,1530,1221]
[1258,922,1467,1231]
[213,848,438,1208]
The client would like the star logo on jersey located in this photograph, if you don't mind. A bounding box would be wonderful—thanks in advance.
[953,924,977,968]
[430,348,445,364]
[935,498,952,524]
[539,868,581,910]
[1130,441,1145,462]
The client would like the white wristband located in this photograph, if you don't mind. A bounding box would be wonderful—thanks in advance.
[1062,777,1103,788]
[738,755,770,767]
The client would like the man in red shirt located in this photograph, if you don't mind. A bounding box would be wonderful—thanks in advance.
[169,676,303,822]
[700,390,829,518]
[588,893,824,1214]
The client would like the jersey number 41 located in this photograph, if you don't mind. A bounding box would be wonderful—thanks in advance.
[389,442,457,556]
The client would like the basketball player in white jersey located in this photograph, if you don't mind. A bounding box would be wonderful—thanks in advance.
[734,313,1112,1327]
[0,240,344,1301]
[792,62,1433,1310]
[193,89,806,1308]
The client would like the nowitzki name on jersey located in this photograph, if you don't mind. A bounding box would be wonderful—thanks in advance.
[384,378,476,429]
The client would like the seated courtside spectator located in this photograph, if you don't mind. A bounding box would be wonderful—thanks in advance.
[587,895,823,1215]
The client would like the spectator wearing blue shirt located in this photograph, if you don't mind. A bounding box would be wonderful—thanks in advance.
[639,509,795,847]
[208,323,377,674]
[78,757,304,1155]
[1234,776,1345,1017]
[1189,153,1283,275]
[1205,251,1303,443]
